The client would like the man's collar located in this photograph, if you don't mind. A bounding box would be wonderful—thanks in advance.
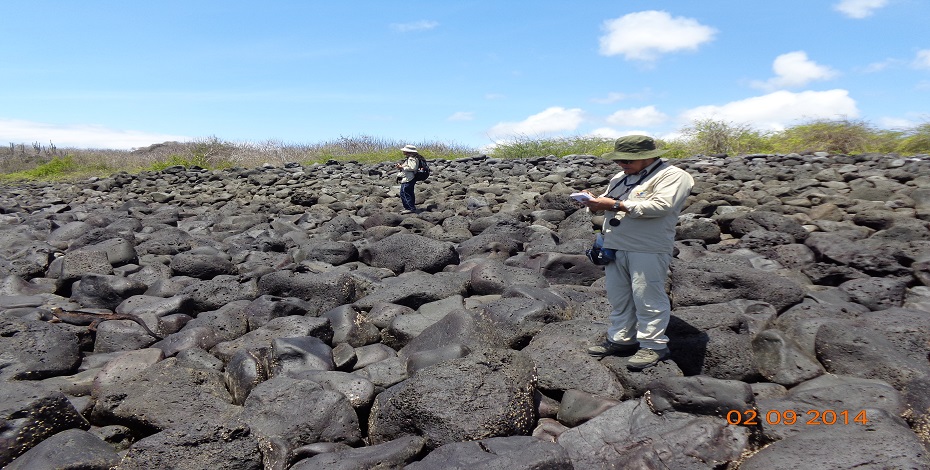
[636,158,663,176]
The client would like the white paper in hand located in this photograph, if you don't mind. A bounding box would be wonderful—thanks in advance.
[570,192,593,202]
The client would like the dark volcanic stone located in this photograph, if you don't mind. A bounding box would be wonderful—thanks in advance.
[0,152,928,469]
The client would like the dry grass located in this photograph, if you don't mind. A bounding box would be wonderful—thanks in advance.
[3,117,929,182]
[0,135,480,182]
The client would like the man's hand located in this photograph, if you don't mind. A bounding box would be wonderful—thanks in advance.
[582,196,623,212]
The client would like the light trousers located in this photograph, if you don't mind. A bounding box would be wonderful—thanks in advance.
[604,250,673,350]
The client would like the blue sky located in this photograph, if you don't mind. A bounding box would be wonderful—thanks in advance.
[2,0,929,150]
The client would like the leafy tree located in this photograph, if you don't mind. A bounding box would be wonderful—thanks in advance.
[678,119,769,156]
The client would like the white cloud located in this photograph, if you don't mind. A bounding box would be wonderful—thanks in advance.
[657,130,686,142]
[913,50,930,69]
[679,89,859,131]
[389,20,439,32]
[878,116,916,129]
[588,127,654,140]
[833,0,889,18]
[447,111,474,121]
[487,107,585,140]
[0,118,190,149]
[591,92,629,104]
[589,128,623,139]
[751,51,838,90]
[484,93,506,100]
[862,58,898,73]
[599,10,717,62]
[606,106,668,127]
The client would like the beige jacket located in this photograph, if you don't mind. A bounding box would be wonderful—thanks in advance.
[397,155,419,183]
[599,160,694,254]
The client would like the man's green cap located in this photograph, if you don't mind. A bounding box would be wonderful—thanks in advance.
[601,135,668,160]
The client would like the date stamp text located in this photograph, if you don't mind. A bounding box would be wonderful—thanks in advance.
[726,409,869,426]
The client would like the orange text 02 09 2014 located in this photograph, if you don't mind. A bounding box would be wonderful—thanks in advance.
[725,409,869,426]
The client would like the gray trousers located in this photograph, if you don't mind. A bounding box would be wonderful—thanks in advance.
[604,250,673,350]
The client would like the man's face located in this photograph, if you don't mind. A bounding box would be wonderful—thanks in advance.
[616,158,653,174]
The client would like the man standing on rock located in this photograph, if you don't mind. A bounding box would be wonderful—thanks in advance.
[576,135,694,370]
[396,144,421,214]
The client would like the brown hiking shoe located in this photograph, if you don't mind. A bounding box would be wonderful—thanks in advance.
[626,347,670,371]
[586,340,639,358]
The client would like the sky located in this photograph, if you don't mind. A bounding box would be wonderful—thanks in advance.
[2,0,929,151]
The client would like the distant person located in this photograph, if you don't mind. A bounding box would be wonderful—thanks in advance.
[395,144,421,214]
[576,135,694,371]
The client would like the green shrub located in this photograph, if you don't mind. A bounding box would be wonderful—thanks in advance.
[1,155,76,180]
[896,122,930,155]
[678,119,772,156]
[490,135,615,160]
[657,139,693,160]
[300,135,477,164]
[768,118,881,154]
